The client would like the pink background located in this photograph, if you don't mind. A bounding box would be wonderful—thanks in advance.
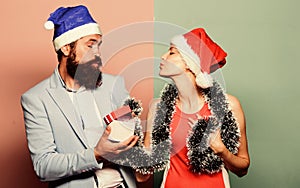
[0,1,153,187]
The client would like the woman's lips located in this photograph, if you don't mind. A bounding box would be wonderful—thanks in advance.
[159,63,164,69]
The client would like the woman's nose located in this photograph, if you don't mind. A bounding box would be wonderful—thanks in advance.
[161,52,168,60]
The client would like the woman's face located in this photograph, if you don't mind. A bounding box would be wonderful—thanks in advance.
[159,45,187,78]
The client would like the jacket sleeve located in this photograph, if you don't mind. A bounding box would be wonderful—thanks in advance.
[21,93,101,181]
[111,76,130,108]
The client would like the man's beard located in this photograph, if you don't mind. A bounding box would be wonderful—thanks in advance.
[66,52,103,90]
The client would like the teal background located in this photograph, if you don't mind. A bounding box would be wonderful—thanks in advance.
[154,0,300,187]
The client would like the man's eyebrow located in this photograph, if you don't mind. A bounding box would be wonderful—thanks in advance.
[88,39,102,46]
[88,38,98,42]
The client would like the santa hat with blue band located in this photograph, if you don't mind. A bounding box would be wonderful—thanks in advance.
[44,5,102,51]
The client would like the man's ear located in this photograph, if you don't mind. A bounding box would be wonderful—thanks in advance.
[60,45,71,56]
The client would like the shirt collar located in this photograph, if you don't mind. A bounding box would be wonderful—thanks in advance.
[55,66,86,93]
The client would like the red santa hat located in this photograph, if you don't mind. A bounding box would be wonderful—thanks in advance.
[171,28,227,88]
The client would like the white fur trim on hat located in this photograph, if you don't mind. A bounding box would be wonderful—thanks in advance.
[171,35,212,88]
[44,21,54,30]
[179,52,200,75]
[53,23,102,51]
[171,35,200,67]
[196,72,213,89]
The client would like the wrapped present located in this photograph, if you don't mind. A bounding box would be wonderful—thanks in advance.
[103,105,132,125]
[103,105,135,142]
[107,119,136,142]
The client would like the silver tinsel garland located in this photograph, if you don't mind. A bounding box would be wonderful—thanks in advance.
[111,82,240,175]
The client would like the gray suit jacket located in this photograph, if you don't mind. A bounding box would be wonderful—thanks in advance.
[21,68,137,188]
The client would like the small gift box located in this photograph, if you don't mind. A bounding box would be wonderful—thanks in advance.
[103,105,135,142]
[107,119,136,142]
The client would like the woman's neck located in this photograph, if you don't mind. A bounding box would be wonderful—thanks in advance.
[172,75,204,114]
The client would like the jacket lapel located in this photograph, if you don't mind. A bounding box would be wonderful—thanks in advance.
[46,70,89,148]
[93,86,114,121]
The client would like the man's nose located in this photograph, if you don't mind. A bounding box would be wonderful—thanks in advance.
[92,45,101,57]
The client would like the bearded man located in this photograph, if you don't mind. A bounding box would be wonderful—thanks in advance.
[21,5,138,188]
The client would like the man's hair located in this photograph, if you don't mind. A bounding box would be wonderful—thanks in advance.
[56,41,77,62]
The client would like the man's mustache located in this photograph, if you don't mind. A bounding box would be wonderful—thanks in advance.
[82,55,102,67]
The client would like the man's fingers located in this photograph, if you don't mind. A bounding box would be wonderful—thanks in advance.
[127,136,139,148]
[105,126,112,135]
[116,135,139,151]
[122,135,137,146]
[101,126,111,140]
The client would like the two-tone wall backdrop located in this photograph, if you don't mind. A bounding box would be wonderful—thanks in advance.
[0,0,299,187]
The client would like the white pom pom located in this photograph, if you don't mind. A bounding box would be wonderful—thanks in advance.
[196,72,213,89]
[44,21,54,30]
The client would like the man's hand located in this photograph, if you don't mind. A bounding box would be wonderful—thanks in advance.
[94,126,139,162]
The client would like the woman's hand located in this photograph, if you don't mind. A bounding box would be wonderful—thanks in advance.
[187,114,201,128]
[209,128,226,155]
[188,116,227,155]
